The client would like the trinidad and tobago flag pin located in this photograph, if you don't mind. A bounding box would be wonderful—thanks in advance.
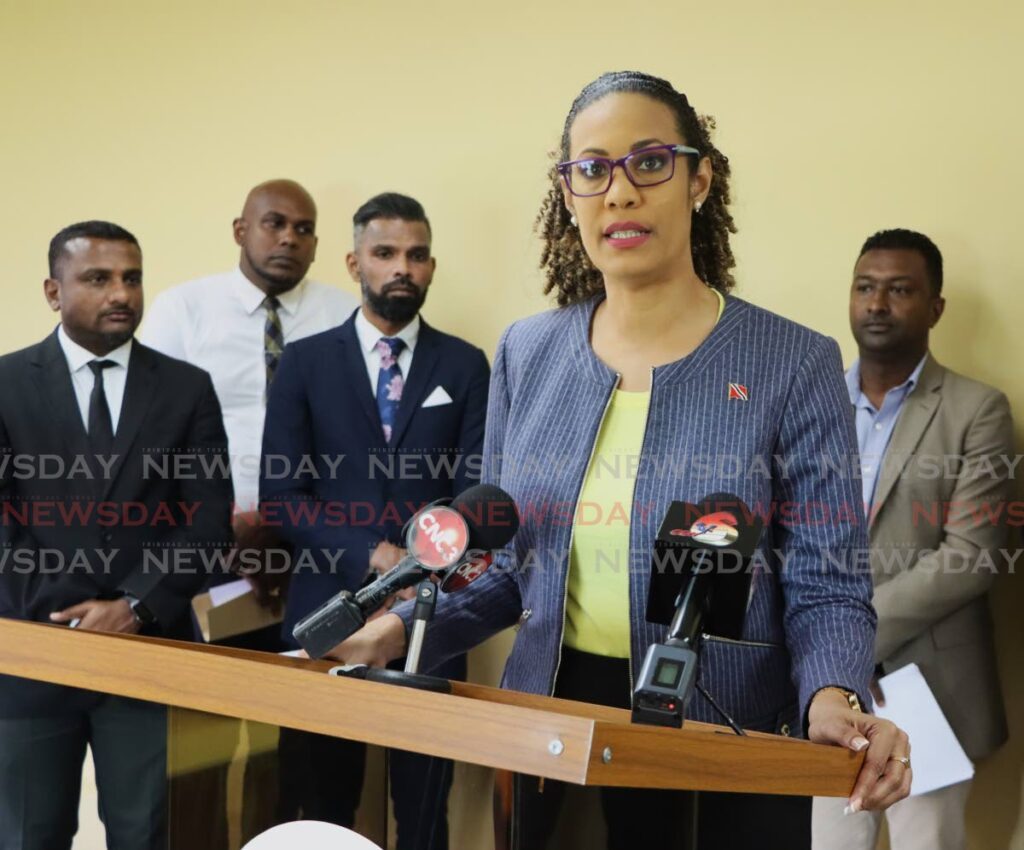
[727,382,749,401]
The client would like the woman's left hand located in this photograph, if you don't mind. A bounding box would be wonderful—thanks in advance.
[807,688,912,813]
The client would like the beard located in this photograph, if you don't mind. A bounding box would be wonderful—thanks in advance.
[362,276,427,325]
[68,321,136,356]
[90,308,140,353]
[99,328,135,350]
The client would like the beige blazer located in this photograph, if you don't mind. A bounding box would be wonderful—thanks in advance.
[869,354,1011,760]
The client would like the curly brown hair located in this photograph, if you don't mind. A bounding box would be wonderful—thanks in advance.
[536,71,737,307]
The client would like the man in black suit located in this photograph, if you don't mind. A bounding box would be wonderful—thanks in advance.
[0,221,233,850]
[262,193,489,849]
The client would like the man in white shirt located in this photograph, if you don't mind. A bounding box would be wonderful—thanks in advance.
[142,179,358,603]
[140,180,357,844]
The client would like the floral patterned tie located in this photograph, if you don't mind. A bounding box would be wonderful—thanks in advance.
[375,337,405,442]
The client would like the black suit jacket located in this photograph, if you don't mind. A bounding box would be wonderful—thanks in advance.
[260,314,489,642]
[0,330,233,716]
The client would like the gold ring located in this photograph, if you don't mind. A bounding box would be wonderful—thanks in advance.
[888,755,911,769]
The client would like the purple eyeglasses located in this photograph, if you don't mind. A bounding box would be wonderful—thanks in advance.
[556,144,700,197]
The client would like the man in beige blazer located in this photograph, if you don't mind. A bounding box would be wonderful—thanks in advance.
[813,229,1011,850]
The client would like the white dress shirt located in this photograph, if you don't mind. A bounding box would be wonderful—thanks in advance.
[353,308,420,392]
[140,268,358,511]
[57,325,132,434]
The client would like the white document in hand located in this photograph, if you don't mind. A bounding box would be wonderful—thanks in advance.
[207,578,252,607]
[873,663,974,796]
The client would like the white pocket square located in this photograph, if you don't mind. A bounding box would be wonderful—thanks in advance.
[421,386,454,408]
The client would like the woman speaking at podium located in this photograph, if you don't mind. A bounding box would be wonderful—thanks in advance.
[328,71,911,848]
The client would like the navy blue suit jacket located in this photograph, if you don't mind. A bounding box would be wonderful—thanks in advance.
[260,313,490,642]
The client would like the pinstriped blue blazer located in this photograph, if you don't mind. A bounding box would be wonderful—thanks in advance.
[399,295,876,735]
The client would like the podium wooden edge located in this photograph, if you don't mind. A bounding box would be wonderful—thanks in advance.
[586,718,861,796]
[0,620,861,796]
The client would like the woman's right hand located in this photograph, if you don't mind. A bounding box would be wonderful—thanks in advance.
[322,612,408,668]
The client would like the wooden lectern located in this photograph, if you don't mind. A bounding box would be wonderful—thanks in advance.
[0,618,861,798]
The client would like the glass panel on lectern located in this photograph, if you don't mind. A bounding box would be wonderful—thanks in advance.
[166,708,387,849]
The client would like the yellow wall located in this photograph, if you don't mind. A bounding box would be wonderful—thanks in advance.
[2,1,1021,848]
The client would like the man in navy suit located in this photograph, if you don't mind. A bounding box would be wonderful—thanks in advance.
[261,193,489,849]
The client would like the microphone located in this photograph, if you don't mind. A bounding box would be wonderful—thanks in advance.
[632,493,762,729]
[293,484,519,659]
[353,503,469,611]
[439,483,520,593]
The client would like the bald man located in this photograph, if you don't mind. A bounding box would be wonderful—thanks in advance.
[141,180,357,842]
[144,180,357,527]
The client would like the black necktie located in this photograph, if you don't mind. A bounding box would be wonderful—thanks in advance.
[87,360,117,454]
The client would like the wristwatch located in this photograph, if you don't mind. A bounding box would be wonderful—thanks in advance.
[819,686,862,713]
[124,593,156,627]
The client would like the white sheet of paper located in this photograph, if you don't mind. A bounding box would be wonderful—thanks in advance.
[207,578,252,608]
[873,663,974,796]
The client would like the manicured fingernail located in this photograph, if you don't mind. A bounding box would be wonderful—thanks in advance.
[844,798,862,815]
[852,737,869,751]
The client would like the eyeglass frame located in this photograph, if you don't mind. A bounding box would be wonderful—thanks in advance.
[556,144,701,198]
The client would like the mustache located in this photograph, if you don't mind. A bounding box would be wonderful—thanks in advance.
[383,276,417,293]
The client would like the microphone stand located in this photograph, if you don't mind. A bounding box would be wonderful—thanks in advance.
[357,579,451,693]
[404,579,437,674]
[632,567,745,734]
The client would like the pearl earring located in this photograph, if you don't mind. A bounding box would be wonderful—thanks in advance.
[694,202,702,213]
[570,214,578,227]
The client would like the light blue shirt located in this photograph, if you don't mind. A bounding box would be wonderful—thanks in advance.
[845,354,928,511]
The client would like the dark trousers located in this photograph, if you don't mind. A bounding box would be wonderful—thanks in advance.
[277,729,367,828]
[277,653,465,850]
[512,647,810,850]
[0,696,167,850]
